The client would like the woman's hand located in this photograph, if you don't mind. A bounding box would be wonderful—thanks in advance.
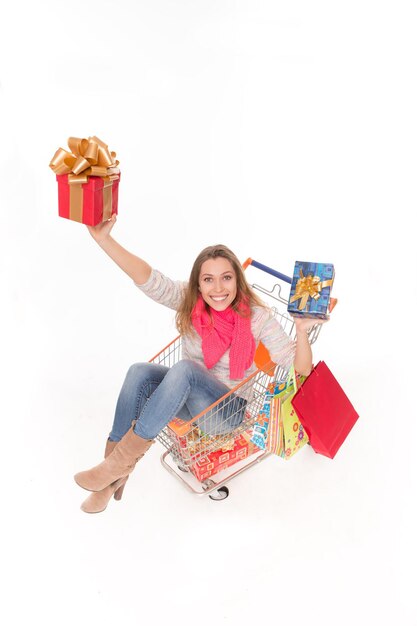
[292,316,327,334]
[87,214,117,244]
[292,316,327,375]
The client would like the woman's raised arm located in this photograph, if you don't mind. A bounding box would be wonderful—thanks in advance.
[87,215,152,285]
[293,317,327,376]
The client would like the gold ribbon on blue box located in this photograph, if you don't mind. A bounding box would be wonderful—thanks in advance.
[288,262,335,318]
[289,269,333,311]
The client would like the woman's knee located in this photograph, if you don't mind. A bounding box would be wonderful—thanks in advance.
[168,359,199,382]
[125,362,165,385]
[126,362,150,379]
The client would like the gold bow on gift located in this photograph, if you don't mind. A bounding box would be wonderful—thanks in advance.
[289,269,333,311]
[49,136,120,222]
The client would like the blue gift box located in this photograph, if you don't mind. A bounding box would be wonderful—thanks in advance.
[287,261,334,319]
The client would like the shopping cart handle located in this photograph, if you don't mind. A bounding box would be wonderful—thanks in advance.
[244,259,292,284]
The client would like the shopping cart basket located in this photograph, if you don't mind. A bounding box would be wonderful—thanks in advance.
[151,259,323,500]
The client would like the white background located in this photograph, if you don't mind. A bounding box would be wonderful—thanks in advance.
[1,1,416,624]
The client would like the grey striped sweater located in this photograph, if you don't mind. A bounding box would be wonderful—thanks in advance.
[135,268,296,400]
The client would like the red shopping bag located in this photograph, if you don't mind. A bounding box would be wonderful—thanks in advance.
[291,361,359,459]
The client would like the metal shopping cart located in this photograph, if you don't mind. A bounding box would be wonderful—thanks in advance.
[151,259,323,500]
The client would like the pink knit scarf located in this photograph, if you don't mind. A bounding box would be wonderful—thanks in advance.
[191,295,256,380]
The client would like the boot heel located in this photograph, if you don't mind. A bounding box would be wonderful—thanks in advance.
[114,481,126,501]
[114,476,129,500]
[80,477,127,514]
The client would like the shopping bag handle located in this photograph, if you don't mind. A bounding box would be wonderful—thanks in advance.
[286,365,308,393]
[287,364,298,392]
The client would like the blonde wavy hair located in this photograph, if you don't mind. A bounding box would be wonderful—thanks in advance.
[176,244,265,336]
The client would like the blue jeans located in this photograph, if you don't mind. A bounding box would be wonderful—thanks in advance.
[109,359,247,441]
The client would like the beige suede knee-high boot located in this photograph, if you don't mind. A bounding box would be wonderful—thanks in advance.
[80,440,128,514]
[75,426,154,493]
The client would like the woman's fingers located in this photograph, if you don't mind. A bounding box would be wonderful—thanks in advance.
[292,316,329,331]
[86,213,117,241]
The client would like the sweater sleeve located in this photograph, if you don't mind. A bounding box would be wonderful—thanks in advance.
[253,306,296,371]
[134,268,187,311]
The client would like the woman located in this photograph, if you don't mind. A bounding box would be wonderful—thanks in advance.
[74,215,321,513]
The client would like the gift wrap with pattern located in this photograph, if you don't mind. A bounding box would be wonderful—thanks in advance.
[280,393,308,458]
[191,433,259,481]
[287,261,334,319]
[250,379,287,451]
[251,375,308,459]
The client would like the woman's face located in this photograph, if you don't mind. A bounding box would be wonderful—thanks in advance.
[198,257,237,311]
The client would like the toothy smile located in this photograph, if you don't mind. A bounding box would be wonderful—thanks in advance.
[210,295,229,301]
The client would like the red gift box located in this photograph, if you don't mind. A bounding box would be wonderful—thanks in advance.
[50,136,120,226]
[56,173,120,226]
[191,434,259,481]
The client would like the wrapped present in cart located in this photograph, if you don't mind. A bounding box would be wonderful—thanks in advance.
[74,246,327,512]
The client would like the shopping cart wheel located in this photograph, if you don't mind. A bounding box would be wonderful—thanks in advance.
[209,486,229,501]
